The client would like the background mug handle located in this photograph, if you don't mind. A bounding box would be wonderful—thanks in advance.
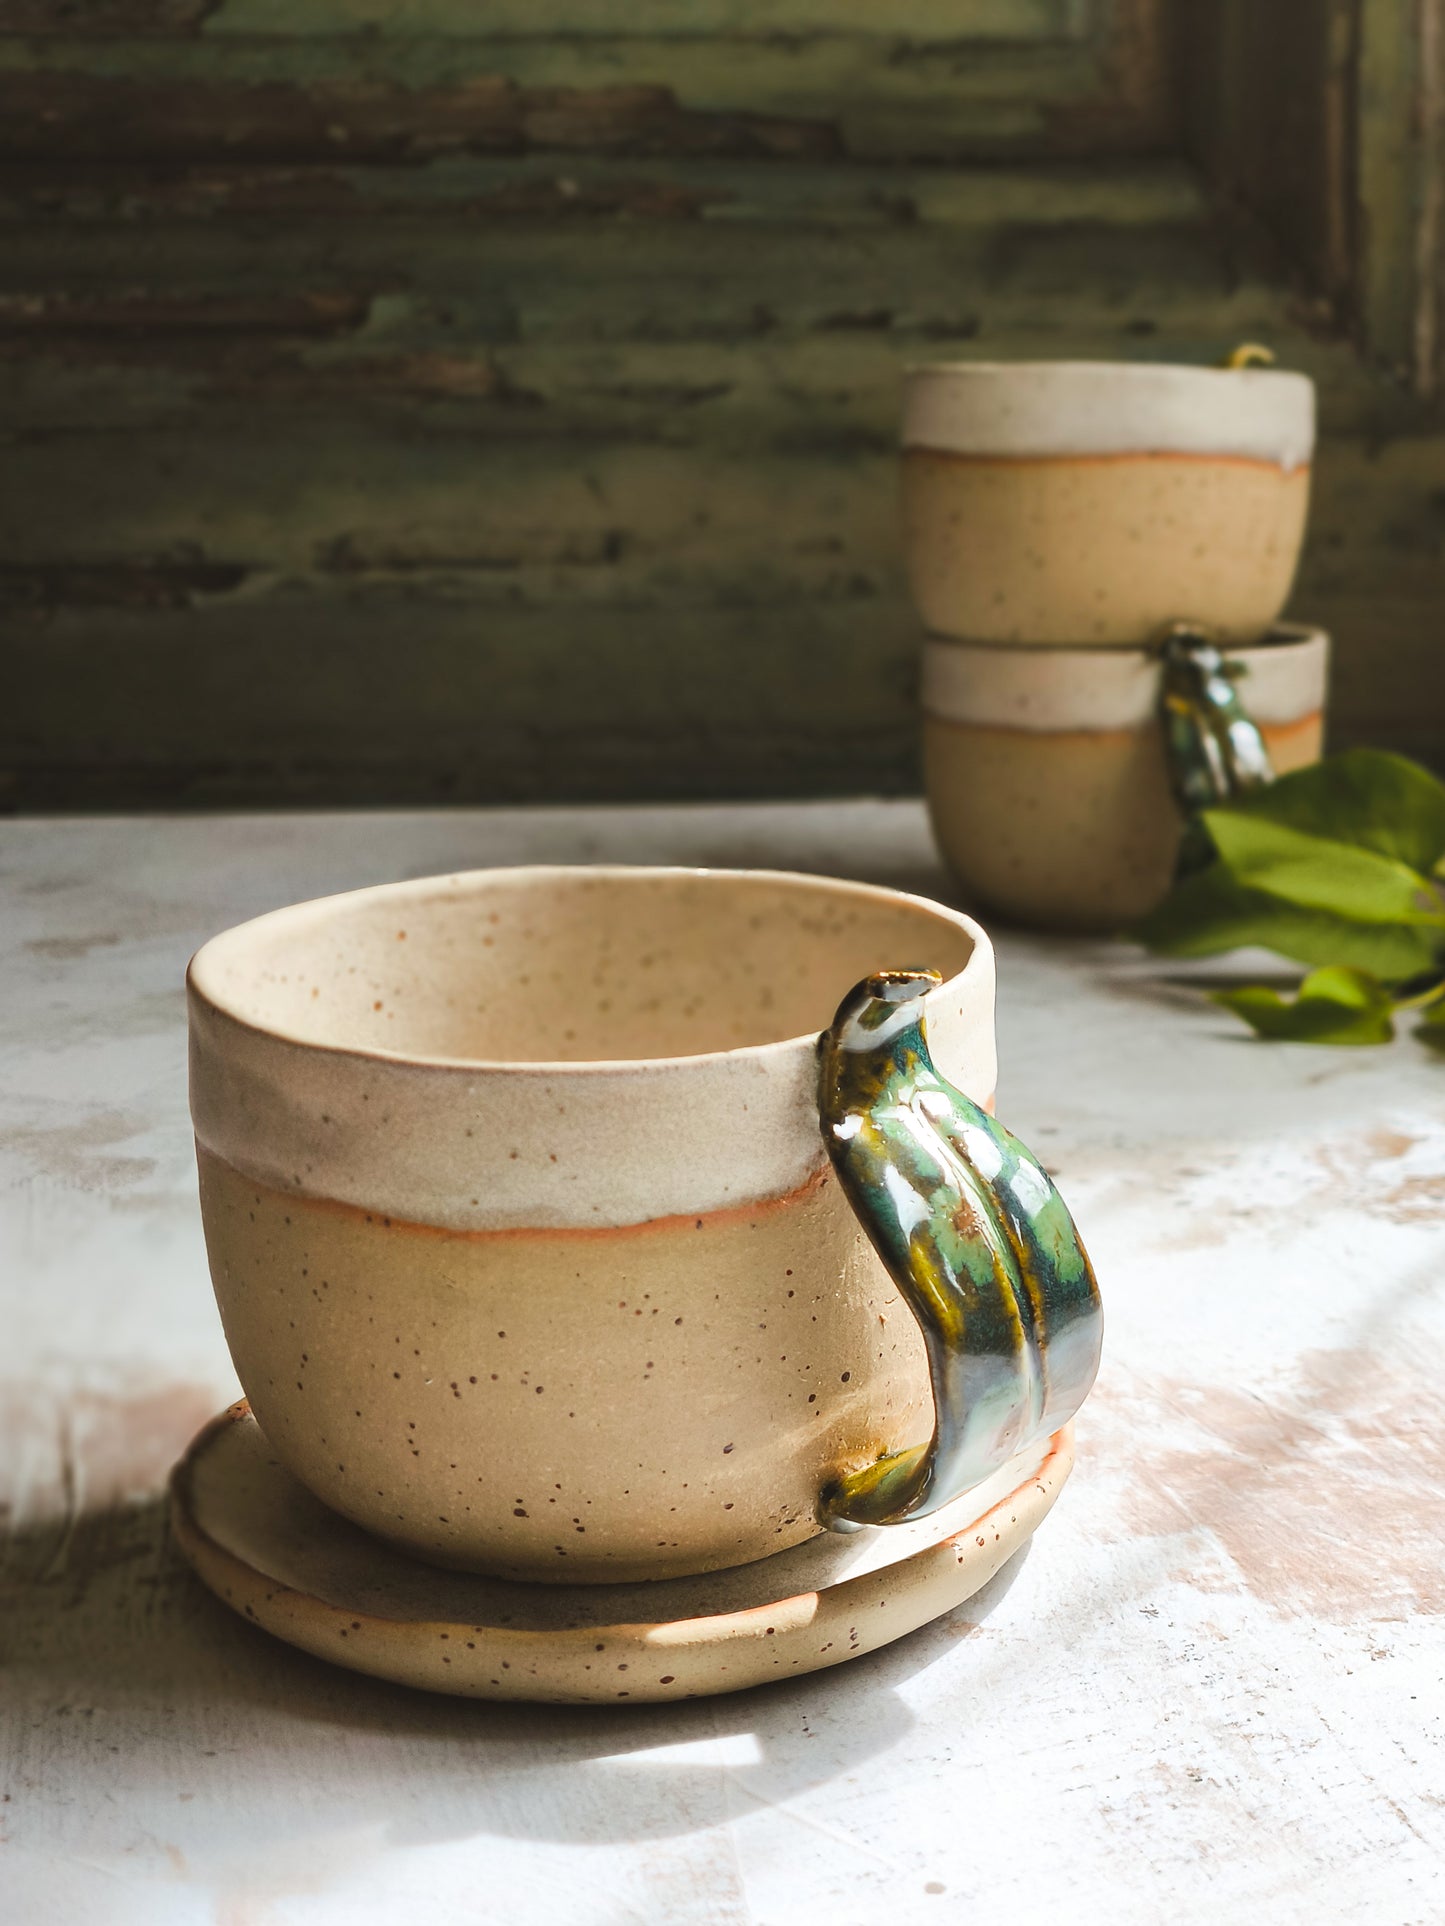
[1160,621,1274,819]
[817,969,1104,1531]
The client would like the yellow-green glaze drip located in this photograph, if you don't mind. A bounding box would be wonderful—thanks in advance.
[817,969,1103,1531]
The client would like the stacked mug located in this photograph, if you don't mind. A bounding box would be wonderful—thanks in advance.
[902,360,1330,930]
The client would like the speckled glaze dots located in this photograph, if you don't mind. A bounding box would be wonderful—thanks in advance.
[921,626,1329,930]
[188,866,999,1583]
[901,360,1315,647]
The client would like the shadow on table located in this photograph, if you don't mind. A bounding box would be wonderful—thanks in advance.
[2,1492,1028,1863]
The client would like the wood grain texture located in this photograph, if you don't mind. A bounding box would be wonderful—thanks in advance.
[1183,0,1445,397]
[0,0,1442,807]
[0,7,1172,166]
[1178,0,1357,305]
[3,805,1445,1922]
[1356,0,1445,393]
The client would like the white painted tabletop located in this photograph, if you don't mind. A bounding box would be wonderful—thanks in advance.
[3,803,1443,1926]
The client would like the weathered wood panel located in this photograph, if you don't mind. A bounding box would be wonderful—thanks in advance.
[1353,0,1443,394]
[1179,0,1357,309]
[3,591,920,809]
[1181,0,1445,397]
[0,2,1172,166]
[4,427,1439,810]
[2,403,1439,574]
[0,0,1092,37]
[0,151,1206,229]
[0,0,1442,810]
[0,205,1243,318]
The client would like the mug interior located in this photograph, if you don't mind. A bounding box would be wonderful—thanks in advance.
[192,866,978,1065]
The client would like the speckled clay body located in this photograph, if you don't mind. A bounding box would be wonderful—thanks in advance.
[922,627,1329,930]
[170,1400,1075,1702]
[901,361,1315,646]
[188,867,996,1583]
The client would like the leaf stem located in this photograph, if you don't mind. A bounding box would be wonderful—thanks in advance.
[1393,973,1445,1013]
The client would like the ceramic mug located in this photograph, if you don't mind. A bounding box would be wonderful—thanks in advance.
[189,865,1101,1584]
[922,624,1329,930]
[901,359,1316,645]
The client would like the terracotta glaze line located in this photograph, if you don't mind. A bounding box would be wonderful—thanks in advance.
[199,1143,842,1243]
[905,447,1312,473]
[199,1092,997,1244]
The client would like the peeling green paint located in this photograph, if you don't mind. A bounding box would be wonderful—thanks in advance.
[0,1,1442,808]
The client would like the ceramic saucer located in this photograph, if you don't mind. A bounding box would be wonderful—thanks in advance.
[171,1403,1073,1703]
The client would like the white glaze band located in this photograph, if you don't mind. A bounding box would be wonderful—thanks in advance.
[922,627,1329,733]
[903,361,1316,471]
[188,868,998,1233]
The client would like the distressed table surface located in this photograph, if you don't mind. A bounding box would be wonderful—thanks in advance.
[2,804,1443,1926]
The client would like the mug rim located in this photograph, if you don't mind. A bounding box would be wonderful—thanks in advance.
[187,862,992,1080]
[921,623,1329,734]
[900,357,1315,467]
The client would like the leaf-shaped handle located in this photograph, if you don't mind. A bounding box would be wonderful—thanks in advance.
[1160,622,1274,822]
[817,970,1103,1530]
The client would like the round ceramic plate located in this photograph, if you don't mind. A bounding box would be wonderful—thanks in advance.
[171,1403,1074,1704]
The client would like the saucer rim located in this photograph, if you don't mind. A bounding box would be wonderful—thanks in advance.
[170,1403,1075,1705]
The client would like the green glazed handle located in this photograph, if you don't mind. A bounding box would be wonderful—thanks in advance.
[1159,622,1274,819]
[816,970,1103,1531]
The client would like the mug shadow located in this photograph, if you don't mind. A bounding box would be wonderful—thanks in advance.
[1085,952,1309,1011]
[3,1490,1029,1865]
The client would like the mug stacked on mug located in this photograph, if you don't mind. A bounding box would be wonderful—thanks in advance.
[901,361,1330,929]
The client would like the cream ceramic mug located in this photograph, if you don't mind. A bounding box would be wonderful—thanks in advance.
[189,866,1101,1584]
[902,359,1316,645]
[923,625,1329,929]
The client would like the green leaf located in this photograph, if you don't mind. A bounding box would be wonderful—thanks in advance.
[1211,966,1398,1045]
[1201,811,1445,926]
[1416,996,1445,1053]
[1219,748,1445,874]
[1132,863,1445,979]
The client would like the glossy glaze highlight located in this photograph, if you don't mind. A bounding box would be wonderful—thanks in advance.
[817,971,1102,1527]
